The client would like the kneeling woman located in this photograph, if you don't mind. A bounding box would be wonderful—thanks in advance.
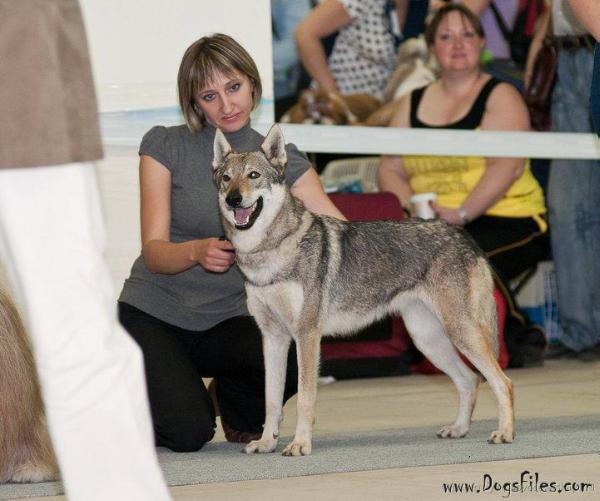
[118,33,344,451]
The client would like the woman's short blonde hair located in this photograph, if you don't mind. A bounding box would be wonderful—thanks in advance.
[177,33,262,132]
[425,4,485,47]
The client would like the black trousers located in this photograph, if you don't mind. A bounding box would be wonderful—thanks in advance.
[118,302,298,452]
[464,215,549,282]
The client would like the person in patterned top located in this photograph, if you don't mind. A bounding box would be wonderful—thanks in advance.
[295,0,430,100]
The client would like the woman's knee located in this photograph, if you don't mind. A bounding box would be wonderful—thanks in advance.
[157,415,216,452]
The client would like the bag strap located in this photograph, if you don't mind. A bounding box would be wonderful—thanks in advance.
[524,0,544,37]
[489,1,512,43]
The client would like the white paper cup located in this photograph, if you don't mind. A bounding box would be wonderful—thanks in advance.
[410,192,437,219]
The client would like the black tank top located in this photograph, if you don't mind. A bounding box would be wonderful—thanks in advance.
[409,77,503,130]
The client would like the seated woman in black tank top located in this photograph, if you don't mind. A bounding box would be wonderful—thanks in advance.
[377,4,549,367]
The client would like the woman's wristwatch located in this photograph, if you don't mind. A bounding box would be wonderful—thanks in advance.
[458,206,470,225]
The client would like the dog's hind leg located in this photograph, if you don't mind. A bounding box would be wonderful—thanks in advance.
[453,326,514,444]
[245,330,292,454]
[282,328,321,457]
[401,301,480,439]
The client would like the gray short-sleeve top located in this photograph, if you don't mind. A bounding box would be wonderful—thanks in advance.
[118,122,311,331]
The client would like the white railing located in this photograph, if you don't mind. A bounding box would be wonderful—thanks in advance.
[257,124,600,161]
[100,106,600,160]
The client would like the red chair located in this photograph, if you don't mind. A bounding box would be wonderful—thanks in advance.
[323,192,508,375]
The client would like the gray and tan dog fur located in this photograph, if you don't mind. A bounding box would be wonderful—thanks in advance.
[0,287,58,483]
[212,125,514,456]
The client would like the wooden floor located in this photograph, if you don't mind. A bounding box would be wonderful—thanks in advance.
[28,359,600,500]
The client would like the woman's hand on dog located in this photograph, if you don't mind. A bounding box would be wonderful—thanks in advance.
[193,238,236,273]
[431,202,467,226]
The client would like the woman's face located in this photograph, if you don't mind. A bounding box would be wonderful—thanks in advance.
[195,70,254,133]
[431,11,485,73]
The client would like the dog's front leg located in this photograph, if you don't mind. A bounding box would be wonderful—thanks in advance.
[244,331,291,454]
[282,328,321,457]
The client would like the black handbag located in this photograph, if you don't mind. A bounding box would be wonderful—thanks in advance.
[490,0,547,69]
[524,38,558,131]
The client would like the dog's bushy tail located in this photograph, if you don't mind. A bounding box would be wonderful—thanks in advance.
[0,287,58,483]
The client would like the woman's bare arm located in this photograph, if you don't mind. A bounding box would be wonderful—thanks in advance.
[376,95,414,208]
[139,155,235,274]
[295,0,352,93]
[568,0,600,40]
[290,168,347,220]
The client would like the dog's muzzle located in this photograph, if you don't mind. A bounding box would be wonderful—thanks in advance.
[225,193,263,230]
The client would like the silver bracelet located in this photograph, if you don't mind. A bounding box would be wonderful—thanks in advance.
[458,206,470,225]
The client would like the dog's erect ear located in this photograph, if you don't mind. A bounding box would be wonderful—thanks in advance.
[212,128,232,170]
[260,124,287,173]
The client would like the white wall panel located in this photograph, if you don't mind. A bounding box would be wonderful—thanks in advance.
[80,0,273,111]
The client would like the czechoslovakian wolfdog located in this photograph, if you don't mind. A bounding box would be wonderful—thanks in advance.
[0,287,58,482]
[212,125,514,456]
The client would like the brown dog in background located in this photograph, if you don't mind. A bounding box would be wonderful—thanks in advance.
[280,88,381,125]
[282,37,439,127]
[0,287,58,483]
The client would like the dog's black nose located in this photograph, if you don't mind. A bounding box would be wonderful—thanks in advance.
[226,191,243,208]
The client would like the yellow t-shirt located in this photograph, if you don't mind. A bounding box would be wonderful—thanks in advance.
[403,153,548,231]
[404,78,548,232]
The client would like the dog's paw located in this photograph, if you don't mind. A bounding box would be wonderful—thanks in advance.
[10,462,59,483]
[487,429,514,444]
[244,438,278,454]
[437,424,469,439]
[282,440,312,457]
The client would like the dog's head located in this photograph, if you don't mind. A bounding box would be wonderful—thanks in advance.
[304,89,358,125]
[281,89,359,125]
[212,124,287,232]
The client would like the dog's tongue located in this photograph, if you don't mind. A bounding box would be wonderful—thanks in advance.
[234,207,253,225]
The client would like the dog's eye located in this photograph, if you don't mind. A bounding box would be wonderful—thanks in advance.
[248,171,261,179]
[222,174,231,182]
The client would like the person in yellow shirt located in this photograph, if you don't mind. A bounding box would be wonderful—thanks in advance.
[378,4,548,367]
[378,3,547,282]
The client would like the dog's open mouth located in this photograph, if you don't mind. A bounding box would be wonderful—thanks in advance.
[232,197,263,230]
